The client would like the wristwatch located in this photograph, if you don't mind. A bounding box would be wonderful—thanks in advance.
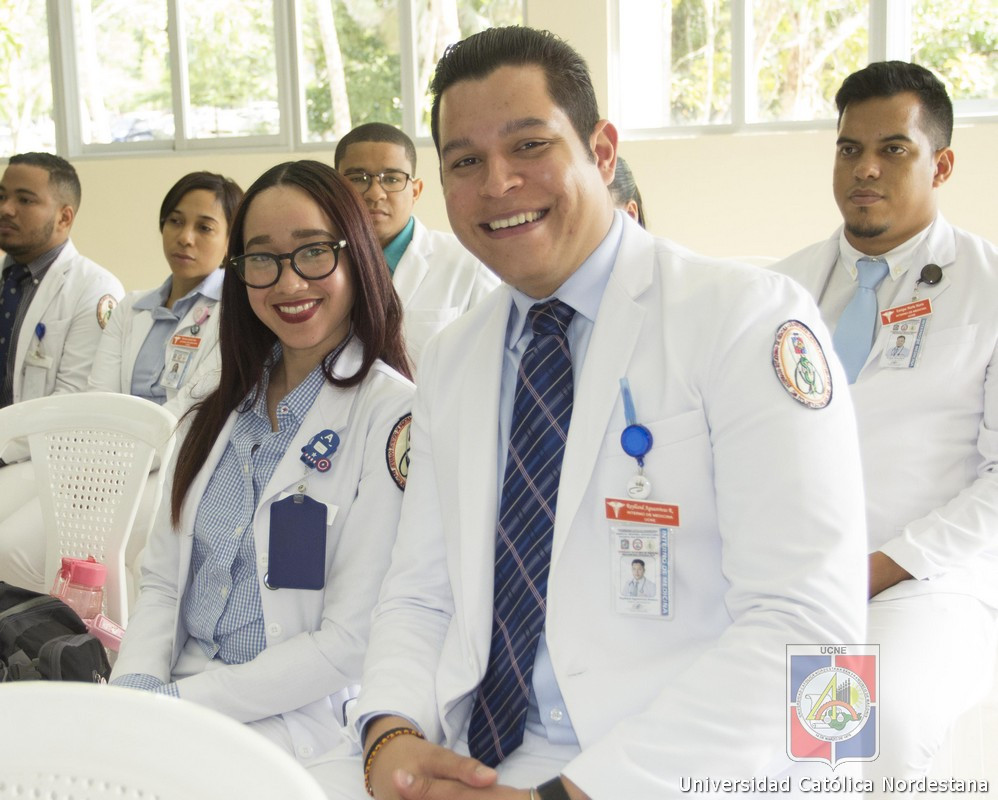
[536,777,572,800]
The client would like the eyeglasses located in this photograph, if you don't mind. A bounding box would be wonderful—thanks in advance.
[229,240,348,288]
[343,170,412,194]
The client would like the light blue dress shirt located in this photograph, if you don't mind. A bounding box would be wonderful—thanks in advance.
[130,270,224,403]
[497,211,623,745]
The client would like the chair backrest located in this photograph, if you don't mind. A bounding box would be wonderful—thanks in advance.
[0,393,177,626]
[0,683,328,799]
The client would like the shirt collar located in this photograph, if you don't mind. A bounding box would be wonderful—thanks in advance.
[250,343,328,428]
[837,219,934,283]
[506,210,623,346]
[3,240,68,282]
[383,216,416,275]
[134,269,225,312]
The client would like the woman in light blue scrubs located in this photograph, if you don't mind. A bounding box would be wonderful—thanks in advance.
[88,171,244,413]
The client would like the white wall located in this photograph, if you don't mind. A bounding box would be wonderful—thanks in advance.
[68,0,998,291]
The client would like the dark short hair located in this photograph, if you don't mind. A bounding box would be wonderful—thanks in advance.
[631,559,646,568]
[609,156,646,228]
[171,160,410,523]
[429,26,599,161]
[334,123,418,175]
[158,171,244,233]
[8,152,82,211]
[835,61,953,149]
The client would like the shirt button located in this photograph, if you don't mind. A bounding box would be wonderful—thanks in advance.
[243,463,250,474]
[232,525,244,538]
[220,586,229,599]
[298,744,314,758]
[267,622,282,637]
[549,708,564,723]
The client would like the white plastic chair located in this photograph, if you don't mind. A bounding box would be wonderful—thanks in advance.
[0,683,328,799]
[0,393,177,626]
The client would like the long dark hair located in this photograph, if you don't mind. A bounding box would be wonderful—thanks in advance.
[170,159,410,523]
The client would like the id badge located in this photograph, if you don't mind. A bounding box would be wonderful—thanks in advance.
[878,298,931,370]
[611,527,673,619]
[266,494,327,590]
[160,334,202,389]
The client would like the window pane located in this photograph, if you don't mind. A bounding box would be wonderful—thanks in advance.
[183,0,279,139]
[752,0,866,122]
[298,0,402,143]
[911,0,998,111]
[74,0,173,145]
[618,0,732,129]
[413,0,524,134]
[0,0,55,156]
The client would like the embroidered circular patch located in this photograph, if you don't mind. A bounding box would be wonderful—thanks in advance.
[386,413,412,490]
[772,320,832,409]
[96,294,117,330]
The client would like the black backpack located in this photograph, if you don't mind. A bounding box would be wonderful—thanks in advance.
[0,581,111,682]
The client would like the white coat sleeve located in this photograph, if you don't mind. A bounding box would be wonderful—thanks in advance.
[87,294,131,393]
[52,268,123,396]
[561,275,869,797]
[879,335,998,579]
[346,363,456,744]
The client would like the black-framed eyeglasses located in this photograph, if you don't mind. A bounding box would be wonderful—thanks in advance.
[229,240,349,289]
[343,170,412,194]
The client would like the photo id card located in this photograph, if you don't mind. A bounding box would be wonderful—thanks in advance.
[266,494,327,590]
[611,526,672,619]
[160,335,201,390]
[878,316,927,370]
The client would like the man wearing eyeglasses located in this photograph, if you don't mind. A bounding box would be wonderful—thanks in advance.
[335,123,498,374]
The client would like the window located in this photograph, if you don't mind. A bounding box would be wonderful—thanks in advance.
[0,0,523,158]
[0,0,55,154]
[614,0,998,133]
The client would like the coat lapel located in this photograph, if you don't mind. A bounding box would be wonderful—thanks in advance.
[551,227,652,565]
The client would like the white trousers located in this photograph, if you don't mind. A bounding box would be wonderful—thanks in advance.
[865,590,998,784]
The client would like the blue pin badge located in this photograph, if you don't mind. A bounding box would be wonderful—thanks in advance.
[619,377,653,499]
[300,429,340,473]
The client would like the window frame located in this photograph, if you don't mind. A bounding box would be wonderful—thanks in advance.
[608,0,998,139]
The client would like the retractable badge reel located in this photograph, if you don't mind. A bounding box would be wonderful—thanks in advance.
[619,377,653,499]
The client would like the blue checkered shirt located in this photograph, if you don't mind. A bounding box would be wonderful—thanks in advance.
[113,350,327,696]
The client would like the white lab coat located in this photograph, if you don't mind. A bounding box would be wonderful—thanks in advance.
[393,218,499,372]
[772,216,998,776]
[112,339,414,763]
[350,221,868,796]
[1,240,123,465]
[87,282,222,416]
[10,240,124,404]
[773,216,998,607]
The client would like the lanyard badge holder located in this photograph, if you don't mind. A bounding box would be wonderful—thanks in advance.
[619,377,653,499]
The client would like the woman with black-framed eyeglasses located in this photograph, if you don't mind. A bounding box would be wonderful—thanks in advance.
[112,160,414,764]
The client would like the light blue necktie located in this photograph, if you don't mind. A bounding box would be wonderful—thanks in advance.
[832,257,889,383]
[467,299,575,768]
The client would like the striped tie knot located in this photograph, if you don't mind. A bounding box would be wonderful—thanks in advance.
[528,299,575,338]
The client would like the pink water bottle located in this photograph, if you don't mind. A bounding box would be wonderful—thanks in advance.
[50,555,106,620]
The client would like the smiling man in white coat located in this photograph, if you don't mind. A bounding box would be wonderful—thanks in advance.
[0,153,123,476]
[334,123,498,373]
[771,61,998,780]
[312,27,868,800]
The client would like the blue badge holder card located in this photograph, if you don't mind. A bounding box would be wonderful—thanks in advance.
[267,494,327,590]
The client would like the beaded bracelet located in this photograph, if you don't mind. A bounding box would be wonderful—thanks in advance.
[363,726,425,797]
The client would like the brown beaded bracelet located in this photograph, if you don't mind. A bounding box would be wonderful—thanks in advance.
[363,726,425,797]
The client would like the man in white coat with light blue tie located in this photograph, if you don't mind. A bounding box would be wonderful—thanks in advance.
[772,60,998,780]
[334,123,498,374]
[313,27,868,800]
